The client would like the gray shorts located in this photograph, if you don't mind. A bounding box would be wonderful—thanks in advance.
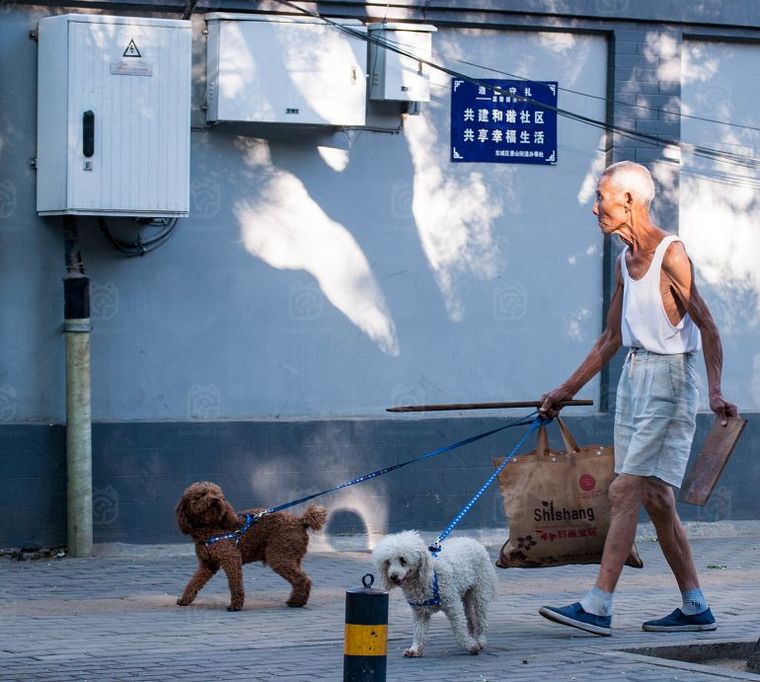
[614,348,699,488]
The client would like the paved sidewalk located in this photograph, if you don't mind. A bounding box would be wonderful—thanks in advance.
[1,532,760,681]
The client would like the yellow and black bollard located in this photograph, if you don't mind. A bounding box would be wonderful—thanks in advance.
[344,573,388,681]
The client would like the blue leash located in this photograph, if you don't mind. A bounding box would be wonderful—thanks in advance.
[428,414,547,555]
[205,411,538,547]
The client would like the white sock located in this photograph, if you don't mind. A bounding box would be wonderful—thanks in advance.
[681,588,708,615]
[580,586,613,617]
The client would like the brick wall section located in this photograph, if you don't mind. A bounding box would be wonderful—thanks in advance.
[611,26,683,231]
[601,26,684,412]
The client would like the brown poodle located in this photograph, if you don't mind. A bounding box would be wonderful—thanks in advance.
[175,481,327,611]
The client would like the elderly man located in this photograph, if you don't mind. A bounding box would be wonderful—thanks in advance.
[538,161,737,636]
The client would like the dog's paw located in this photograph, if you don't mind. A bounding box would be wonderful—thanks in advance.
[403,647,423,657]
[467,645,481,655]
[176,597,192,606]
[226,604,243,612]
[286,598,307,608]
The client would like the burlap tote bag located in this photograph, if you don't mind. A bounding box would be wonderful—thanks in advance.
[494,418,643,569]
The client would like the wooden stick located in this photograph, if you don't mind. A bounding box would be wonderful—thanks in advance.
[386,399,593,413]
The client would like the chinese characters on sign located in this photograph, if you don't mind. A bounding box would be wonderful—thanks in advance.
[451,79,558,164]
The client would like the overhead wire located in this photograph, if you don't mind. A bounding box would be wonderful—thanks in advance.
[452,56,760,135]
[272,0,760,180]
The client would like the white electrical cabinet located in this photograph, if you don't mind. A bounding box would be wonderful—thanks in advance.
[206,14,367,126]
[36,14,192,217]
[368,23,436,102]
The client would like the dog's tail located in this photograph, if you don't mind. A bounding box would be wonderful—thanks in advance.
[301,504,328,531]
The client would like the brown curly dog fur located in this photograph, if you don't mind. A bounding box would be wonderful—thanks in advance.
[175,481,327,611]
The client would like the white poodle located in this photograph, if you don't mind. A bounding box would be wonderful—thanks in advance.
[373,531,497,657]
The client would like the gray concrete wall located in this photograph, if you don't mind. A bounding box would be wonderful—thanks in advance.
[1,1,759,547]
[1,10,608,422]
[679,38,760,412]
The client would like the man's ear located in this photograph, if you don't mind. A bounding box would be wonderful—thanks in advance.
[624,191,634,210]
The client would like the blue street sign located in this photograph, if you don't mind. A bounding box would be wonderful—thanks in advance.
[451,79,558,164]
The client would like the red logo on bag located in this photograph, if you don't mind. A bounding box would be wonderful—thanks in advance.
[579,474,596,492]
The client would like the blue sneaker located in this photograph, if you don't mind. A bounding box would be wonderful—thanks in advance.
[539,602,612,636]
[642,608,717,632]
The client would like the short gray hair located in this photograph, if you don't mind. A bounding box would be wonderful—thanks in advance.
[602,161,656,208]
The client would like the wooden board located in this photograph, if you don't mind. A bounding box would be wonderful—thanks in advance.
[679,416,747,506]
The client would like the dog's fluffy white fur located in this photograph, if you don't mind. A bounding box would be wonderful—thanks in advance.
[373,531,497,657]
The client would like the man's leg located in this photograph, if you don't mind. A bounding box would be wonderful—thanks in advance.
[595,474,647,592]
[539,473,645,636]
[640,480,717,632]
[643,481,698,591]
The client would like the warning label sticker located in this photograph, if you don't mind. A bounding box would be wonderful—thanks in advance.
[123,40,141,58]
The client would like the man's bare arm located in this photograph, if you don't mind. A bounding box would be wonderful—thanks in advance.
[662,242,737,424]
[540,259,624,418]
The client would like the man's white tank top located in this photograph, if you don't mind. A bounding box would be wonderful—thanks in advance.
[620,234,702,354]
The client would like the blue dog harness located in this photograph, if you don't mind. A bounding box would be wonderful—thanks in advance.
[205,512,259,548]
[407,571,441,608]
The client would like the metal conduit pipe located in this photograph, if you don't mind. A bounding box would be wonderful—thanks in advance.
[63,216,92,557]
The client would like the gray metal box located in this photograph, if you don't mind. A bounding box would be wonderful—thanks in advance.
[206,13,367,126]
[36,14,191,217]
